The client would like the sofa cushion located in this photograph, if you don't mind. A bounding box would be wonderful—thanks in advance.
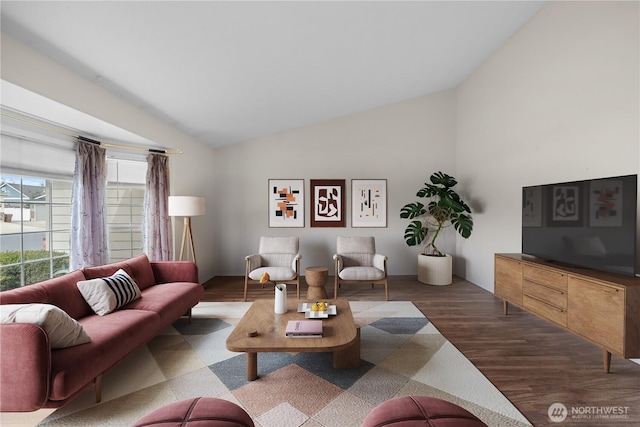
[49,309,161,402]
[0,270,92,320]
[125,253,157,290]
[82,254,156,291]
[82,261,130,281]
[125,282,204,327]
[0,303,91,349]
[77,269,142,316]
[150,261,199,284]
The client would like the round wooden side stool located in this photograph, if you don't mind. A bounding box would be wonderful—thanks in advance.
[132,397,254,427]
[305,266,328,300]
[362,395,487,427]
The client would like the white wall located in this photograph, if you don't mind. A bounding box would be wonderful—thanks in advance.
[0,34,219,282]
[457,1,640,291]
[212,90,457,275]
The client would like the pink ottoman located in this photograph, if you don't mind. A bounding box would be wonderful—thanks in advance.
[132,397,254,427]
[362,396,487,427]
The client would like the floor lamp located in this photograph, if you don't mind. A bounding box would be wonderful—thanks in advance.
[168,196,206,263]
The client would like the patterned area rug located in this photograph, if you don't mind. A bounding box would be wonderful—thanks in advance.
[37,301,532,426]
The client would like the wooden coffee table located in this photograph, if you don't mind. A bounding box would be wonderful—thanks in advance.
[226,298,360,380]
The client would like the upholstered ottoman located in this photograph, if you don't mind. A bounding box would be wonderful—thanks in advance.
[362,396,487,427]
[132,397,254,427]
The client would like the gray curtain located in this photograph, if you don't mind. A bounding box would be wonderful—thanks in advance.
[70,140,109,270]
[142,153,173,261]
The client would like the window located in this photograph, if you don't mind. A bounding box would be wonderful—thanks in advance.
[0,159,147,290]
[106,185,144,262]
[106,158,147,262]
[1,107,153,289]
[0,175,72,291]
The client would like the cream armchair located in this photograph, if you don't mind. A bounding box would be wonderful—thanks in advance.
[333,236,389,300]
[244,236,301,301]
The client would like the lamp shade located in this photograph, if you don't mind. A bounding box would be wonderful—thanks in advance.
[168,196,205,217]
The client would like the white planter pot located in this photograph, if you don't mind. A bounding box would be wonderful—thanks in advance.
[417,254,452,286]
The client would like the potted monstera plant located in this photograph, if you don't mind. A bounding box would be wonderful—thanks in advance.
[400,171,473,285]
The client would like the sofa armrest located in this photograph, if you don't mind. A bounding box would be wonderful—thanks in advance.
[0,323,51,411]
[150,261,199,284]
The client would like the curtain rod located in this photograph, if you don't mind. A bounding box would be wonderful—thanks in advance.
[2,111,182,155]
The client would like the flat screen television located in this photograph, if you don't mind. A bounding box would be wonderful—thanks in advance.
[522,174,637,277]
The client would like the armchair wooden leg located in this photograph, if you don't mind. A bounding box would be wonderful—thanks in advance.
[244,276,249,302]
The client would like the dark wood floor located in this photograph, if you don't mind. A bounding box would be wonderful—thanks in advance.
[202,275,640,427]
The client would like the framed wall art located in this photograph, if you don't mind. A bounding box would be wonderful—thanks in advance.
[352,179,387,227]
[548,184,582,227]
[268,179,304,228]
[310,179,345,227]
[589,178,623,227]
[522,186,542,227]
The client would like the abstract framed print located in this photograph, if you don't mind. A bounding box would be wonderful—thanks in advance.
[352,179,387,227]
[590,178,623,227]
[268,179,304,227]
[522,186,542,227]
[548,184,582,227]
[310,179,345,227]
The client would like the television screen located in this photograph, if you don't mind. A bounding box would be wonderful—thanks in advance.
[522,174,637,277]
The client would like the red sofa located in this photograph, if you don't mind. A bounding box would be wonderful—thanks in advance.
[0,254,204,412]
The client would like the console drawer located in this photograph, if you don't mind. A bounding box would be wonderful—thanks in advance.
[524,294,567,327]
[523,280,567,310]
[523,265,567,291]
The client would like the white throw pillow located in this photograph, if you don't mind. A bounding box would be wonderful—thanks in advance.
[77,269,142,316]
[0,303,91,349]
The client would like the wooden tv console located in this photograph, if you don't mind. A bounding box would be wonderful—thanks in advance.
[494,253,640,373]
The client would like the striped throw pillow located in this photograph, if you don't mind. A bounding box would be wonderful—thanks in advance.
[77,269,142,316]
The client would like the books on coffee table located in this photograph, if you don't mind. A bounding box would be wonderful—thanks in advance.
[285,320,323,338]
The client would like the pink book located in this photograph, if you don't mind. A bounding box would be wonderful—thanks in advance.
[285,320,323,337]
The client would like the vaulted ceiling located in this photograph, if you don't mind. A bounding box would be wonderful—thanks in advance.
[1,1,545,148]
